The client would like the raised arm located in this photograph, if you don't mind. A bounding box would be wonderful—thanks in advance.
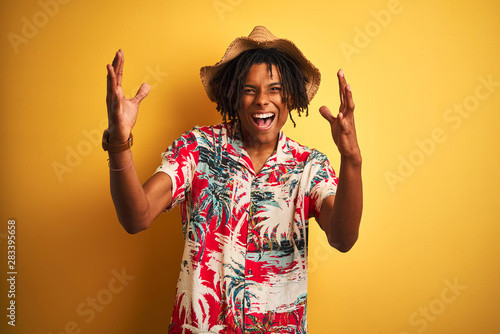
[317,69,363,252]
[106,49,172,234]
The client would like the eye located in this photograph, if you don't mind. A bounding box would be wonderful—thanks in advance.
[270,86,282,92]
[244,88,256,94]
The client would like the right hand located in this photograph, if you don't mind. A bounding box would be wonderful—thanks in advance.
[106,49,150,143]
[319,69,360,163]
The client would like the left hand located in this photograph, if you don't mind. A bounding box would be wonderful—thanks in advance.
[319,69,361,162]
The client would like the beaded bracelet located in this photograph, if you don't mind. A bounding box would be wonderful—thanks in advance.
[108,151,133,172]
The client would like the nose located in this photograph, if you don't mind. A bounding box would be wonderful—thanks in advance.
[255,90,269,107]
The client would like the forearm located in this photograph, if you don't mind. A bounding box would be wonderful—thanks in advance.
[104,49,162,233]
[108,150,152,233]
[318,68,362,252]
[328,155,363,252]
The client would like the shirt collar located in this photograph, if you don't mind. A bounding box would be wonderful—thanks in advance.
[275,131,296,166]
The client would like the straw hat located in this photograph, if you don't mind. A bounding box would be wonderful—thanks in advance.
[200,26,321,103]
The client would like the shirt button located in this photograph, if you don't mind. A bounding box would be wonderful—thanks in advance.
[248,269,252,275]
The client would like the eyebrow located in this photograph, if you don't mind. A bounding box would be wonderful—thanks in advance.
[244,82,282,88]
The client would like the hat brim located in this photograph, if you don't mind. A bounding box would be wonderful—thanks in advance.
[200,26,321,103]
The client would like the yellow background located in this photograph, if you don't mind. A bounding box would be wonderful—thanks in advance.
[1,0,499,333]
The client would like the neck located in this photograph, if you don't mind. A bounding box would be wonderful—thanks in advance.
[241,134,279,174]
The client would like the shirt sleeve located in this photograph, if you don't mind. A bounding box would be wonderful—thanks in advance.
[154,128,199,211]
[308,151,338,219]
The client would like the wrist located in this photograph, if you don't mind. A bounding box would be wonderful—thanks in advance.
[108,150,133,172]
[102,129,133,152]
[340,150,362,167]
[106,125,131,144]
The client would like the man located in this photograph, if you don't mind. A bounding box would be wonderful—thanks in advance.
[104,26,362,333]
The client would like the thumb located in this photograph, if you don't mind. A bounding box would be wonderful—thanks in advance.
[319,105,336,124]
[133,83,151,104]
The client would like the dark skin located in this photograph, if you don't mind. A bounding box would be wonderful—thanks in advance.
[318,69,362,252]
[106,50,362,252]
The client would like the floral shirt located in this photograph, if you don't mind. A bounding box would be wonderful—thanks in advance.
[155,122,338,334]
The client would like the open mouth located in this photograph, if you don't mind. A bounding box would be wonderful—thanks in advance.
[252,113,275,130]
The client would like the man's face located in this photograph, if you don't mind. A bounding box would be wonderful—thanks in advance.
[238,63,289,150]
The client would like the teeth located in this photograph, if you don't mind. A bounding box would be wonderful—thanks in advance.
[253,113,274,119]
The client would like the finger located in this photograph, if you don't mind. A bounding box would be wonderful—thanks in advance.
[337,69,345,106]
[116,49,124,87]
[107,52,118,101]
[107,64,117,108]
[338,111,346,129]
[344,84,355,116]
[319,105,336,124]
[339,68,355,116]
[106,65,111,108]
[107,63,117,90]
[107,63,121,112]
[133,83,151,104]
[111,51,119,70]
[337,111,353,134]
[112,50,124,88]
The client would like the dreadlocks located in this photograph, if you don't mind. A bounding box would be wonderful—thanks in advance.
[209,48,309,127]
